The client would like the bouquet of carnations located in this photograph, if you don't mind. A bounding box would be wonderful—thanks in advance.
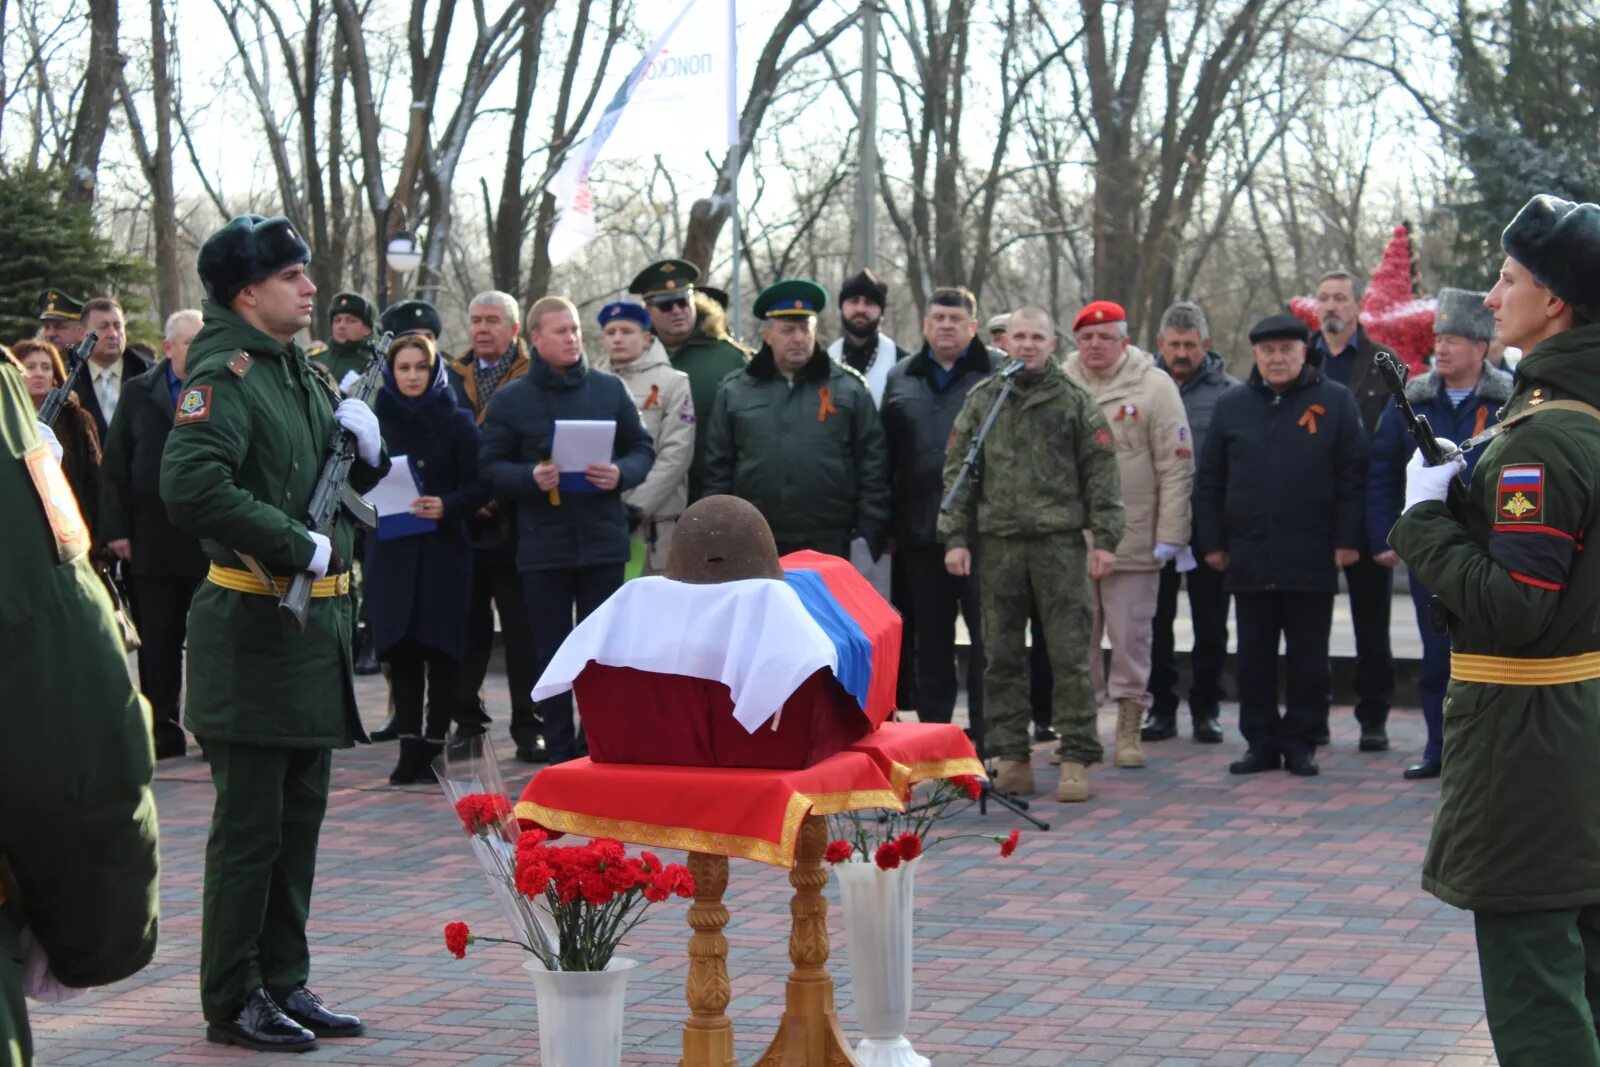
[826,775,1022,870]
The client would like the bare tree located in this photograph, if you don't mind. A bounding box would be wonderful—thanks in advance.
[64,0,122,205]
[117,0,181,316]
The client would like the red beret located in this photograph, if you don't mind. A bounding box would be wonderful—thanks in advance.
[1072,300,1127,333]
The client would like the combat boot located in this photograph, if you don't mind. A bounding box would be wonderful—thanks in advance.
[1057,761,1091,802]
[1115,699,1146,768]
[993,759,1035,796]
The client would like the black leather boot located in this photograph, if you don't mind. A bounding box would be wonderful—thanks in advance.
[206,988,317,1052]
[389,737,442,785]
[281,987,364,1038]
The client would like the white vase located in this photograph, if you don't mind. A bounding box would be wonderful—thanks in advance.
[523,957,638,1067]
[835,857,931,1067]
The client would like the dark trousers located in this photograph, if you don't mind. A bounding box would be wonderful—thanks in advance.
[1234,591,1333,760]
[132,573,199,733]
[200,742,331,1022]
[1407,572,1448,763]
[388,639,459,741]
[1474,906,1600,1065]
[899,544,984,730]
[458,553,538,746]
[1148,559,1230,722]
[523,564,625,763]
[890,551,918,710]
[1341,555,1394,728]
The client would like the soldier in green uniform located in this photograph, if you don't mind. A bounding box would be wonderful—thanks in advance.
[159,215,388,1052]
[702,279,888,558]
[1,358,160,1067]
[939,306,1124,803]
[629,258,748,500]
[311,291,377,393]
[35,290,87,352]
[1389,195,1600,1066]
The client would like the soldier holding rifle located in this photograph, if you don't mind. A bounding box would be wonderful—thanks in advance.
[159,215,388,1052]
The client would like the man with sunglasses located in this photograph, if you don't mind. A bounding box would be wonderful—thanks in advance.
[628,258,749,501]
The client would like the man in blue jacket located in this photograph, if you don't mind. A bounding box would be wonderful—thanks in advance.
[1367,287,1509,780]
[1194,314,1367,777]
[479,296,653,764]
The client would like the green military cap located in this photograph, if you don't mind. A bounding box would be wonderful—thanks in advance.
[629,258,702,305]
[329,291,376,329]
[754,278,828,320]
[37,289,86,321]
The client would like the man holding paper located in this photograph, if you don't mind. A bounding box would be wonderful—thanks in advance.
[479,296,654,764]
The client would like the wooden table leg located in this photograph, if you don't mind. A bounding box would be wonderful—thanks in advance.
[756,813,862,1067]
[680,851,737,1067]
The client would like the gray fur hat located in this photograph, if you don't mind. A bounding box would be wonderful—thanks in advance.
[1501,194,1600,321]
[1433,287,1494,342]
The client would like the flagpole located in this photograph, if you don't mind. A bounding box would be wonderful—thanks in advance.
[727,0,742,341]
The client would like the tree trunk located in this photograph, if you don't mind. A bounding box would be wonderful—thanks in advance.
[65,0,123,206]
[147,0,180,316]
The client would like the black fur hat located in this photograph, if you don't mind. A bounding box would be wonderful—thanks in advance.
[197,215,311,306]
[1501,194,1600,321]
[838,268,889,309]
[380,299,444,339]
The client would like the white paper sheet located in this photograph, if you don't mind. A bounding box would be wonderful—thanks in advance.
[338,369,361,394]
[363,454,421,516]
[552,419,616,470]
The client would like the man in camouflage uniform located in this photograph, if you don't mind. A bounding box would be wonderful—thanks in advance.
[939,306,1124,802]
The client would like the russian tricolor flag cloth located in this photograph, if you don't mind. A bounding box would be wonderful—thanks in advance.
[531,552,900,733]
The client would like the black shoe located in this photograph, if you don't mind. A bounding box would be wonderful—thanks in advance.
[354,650,381,676]
[153,722,187,760]
[389,737,443,785]
[206,989,317,1052]
[281,987,364,1038]
[1284,751,1320,777]
[1312,727,1331,747]
[1229,749,1280,775]
[1140,715,1177,742]
[1192,716,1224,744]
[1033,724,1059,743]
[1359,726,1390,752]
[1403,758,1442,780]
[515,738,550,764]
[369,716,401,742]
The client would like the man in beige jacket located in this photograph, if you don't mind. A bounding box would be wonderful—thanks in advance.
[1065,300,1193,769]
[594,301,695,573]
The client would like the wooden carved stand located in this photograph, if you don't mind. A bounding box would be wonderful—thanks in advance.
[680,814,863,1067]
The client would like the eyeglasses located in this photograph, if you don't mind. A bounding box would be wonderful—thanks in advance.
[654,298,691,312]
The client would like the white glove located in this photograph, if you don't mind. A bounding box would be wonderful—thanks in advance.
[19,928,79,1004]
[306,531,332,577]
[1404,438,1467,512]
[35,422,63,462]
[1153,542,1183,563]
[335,398,382,466]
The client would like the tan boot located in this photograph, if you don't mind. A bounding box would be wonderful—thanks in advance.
[1115,699,1147,768]
[1057,761,1090,802]
[993,759,1035,796]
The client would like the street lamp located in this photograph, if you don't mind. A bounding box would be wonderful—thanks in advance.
[386,232,422,273]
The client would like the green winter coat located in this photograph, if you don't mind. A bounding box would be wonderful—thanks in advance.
[702,343,889,548]
[1389,323,1600,913]
[938,359,1125,552]
[310,338,371,390]
[159,301,388,748]
[665,296,749,501]
[0,364,159,1006]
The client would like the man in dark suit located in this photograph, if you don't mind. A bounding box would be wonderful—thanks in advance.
[100,309,209,758]
[71,297,153,441]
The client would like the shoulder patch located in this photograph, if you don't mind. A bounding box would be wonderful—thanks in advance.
[1094,427,1115,452]
[175,385,212,424]
[1497,464,1544,523]
[227,351,254,378]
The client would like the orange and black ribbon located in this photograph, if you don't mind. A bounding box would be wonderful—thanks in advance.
[643,384,661,410]
[1473,405,1489,437]
[817,386,838,423]
[1296,403,1326,435]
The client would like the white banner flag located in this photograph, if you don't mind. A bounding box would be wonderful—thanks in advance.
[547,0,738,266]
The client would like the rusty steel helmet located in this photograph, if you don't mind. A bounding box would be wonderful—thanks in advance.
[665,495,783,583]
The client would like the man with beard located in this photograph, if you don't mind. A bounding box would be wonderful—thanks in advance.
[703,279,888,560]
[826,268,908,406]
[1307,269,1402,753]
[629,258,748,502]
[311,292,377,393]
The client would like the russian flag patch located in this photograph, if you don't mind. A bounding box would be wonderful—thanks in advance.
[1497,464,1543,523]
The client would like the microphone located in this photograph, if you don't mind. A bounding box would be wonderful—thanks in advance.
[998,359,1026,378]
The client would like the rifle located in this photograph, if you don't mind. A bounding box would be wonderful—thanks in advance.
[279,330,393,630]
[940,359,1025,513]
[1374,351,1461,467]
[37,331,102,427]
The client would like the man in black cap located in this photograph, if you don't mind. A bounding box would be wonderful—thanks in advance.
[1194,312,1367,778]
[36,289,87,351]
[827,268,909,407]
[379,298,443,342]
[629,258,747,500]
[312,291,377,392]
[1388,194,1600,1065]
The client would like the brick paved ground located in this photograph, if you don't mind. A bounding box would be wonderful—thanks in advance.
[29,669,1496,1066]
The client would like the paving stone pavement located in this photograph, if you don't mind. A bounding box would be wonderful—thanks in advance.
[29,671,1498,1066]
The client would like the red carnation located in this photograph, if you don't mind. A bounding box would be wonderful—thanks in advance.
[999,830,1020,858]
[640,851,662,873]
[455,793,512,835]
[824,839,855,865]
[444,921,471,959]
[874,841,902,870]
[895,833,923,862]
[952,775,983,801]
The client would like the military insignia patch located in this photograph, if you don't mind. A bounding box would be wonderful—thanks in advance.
[1497,465,1543,523]
[175,385,212,424]
[227,351,254,377]
[1094,428,1114,451]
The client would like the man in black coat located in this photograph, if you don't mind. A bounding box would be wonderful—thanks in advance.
[100,309,209,759]
[71,297,154,441]
[881,285,996,733]
[479,296,653,764]
[1194,314,1367,777]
